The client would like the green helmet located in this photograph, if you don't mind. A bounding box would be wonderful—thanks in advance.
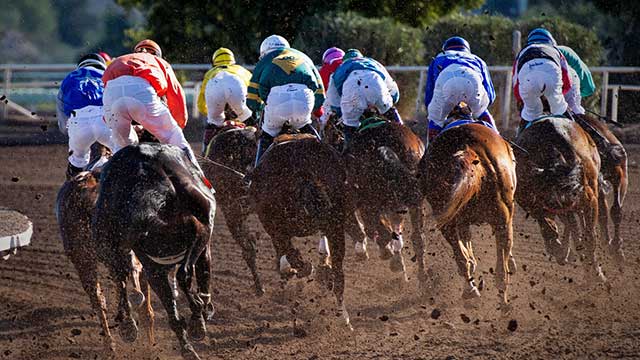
[342,48,363,61]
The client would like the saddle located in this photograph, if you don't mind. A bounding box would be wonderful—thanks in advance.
[437,102,496,137]
[274,132,317,144]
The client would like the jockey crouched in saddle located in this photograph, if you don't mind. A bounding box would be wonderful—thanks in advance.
[247,35,325,168]
[425,36,497,141]
[197,47,254,153]
[319,47,345,90]
[323,48,402,149]
[512,28,573,134]
[57,53,113,179]
[102,39,208,181]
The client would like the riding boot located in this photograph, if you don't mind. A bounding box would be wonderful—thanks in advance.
[66,162,84,180]
[342,125,358,153]
[298,123,321,140]
[244,133,274,186]
[477,111,498,132]
[383,107,403,125]
[202,123,222,156]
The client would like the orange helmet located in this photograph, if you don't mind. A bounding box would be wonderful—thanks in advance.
[134,39,162,58]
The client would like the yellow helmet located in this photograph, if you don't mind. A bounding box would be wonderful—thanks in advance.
[212,47,235,67]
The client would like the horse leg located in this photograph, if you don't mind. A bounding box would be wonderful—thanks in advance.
[441,224,480,300]
[327,227,352,330]
[271,234,309,279]
[409,205,428,286]
[129,252,146,307]
[195,244,215,321]
[361,209,392,261]
[104,249,138,344]
[71,254,115,352]
[597,187,612,252]
[457,226,477,275]
[533,212,567,265]
[582,195,607,283]
[385,211,408,280]
[609,166,627,265]
[144,262,200,360]
[492,204,514,312]
[346,210,369,261]
[136,273,155,345]
[225,209,265,296]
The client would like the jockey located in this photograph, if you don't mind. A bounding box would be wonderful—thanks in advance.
[247,34,325,167]
[56,53,112,179]
[323,48,401,148]
[556,45,596,116]
[424,36,497,141]
[319,47,345,90]
[197,47,253,152]
[513,28,572,128]
[102,39,204,176]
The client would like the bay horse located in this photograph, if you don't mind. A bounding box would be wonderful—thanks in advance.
[515,116,606,282]
[343,118,426,282]
[577,114,628,265]
[55,157,154,352]
[201,122,265,296]
[92,143,216,360]
[248,134,352,328]
[418,107,517,309]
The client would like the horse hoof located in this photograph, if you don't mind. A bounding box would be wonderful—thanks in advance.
[255,284,266,297]
[378,246,393,261]
[508,257,517,275]
[389,253,406,274]
[354,242,369,261]
[316,264,334,291]
[499,302,513,314]
[181,344,201,360]
[188,316,207,342]
[118,318,138,343]
[462,286,481,300]
[129,290,145,308]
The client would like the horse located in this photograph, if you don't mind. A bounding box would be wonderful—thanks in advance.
[248,133,352,328]
[515,116,606,282]
[92,143,216,360]
[55,158,155,352]
[577,114,628,265]
[342,118,426,282]
[418,105,517,309]
[201,122,265,296]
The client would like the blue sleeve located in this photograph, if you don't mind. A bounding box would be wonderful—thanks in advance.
[56,88,69,135]
[479,58,496,105]
[424,58,439,108]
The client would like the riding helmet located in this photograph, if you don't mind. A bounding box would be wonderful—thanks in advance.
[259,35,289,58]
[342,48,363,62]
[77,53,107,71]
[322,47,345,64]
[134,39,163,58]
[442,36,470,53]
[527,28,557,46]
[212,47,236,67]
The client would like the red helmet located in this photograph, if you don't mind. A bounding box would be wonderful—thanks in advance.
[134,39,162,58]
[97,51,112,63]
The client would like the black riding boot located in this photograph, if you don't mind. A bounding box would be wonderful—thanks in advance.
[254,132,274,168]
[342,125,358,153]
[298,123,321,140]
[66,162,83,180]
[202,123,222,156]
[383,107,403,125]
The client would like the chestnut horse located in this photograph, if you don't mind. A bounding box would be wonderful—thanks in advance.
[202,123,265,296]
[418,116,517,309]
[56,169,155,351]
[248,134,352,328]
[343,119,426,282]
[578,114,628,264]
[515,116,606,282]
[93,143,216,360]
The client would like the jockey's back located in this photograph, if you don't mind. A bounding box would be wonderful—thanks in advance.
[59,67,104,117]
[331,57,392,97]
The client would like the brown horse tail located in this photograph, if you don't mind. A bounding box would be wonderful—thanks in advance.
[434,147,485,229]
[297,174,333,219]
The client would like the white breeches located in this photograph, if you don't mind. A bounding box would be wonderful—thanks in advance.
[340,70,393,128]
[427,64,489,127]
[517,59,568,121]
[67,105,112,168]
[262,84,314,137]
[565,67,585,115]
[204,72,252,126]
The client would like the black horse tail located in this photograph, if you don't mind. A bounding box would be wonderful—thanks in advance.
[530,149,584,212]
[375,146,422,207]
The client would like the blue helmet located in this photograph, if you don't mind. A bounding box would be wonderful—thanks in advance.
[442,36,470,53]
[527,28,557,45]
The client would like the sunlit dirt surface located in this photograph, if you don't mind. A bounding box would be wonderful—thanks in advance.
[1,143,639,359]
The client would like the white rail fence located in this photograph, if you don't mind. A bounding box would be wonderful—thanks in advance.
[2,64,640,128]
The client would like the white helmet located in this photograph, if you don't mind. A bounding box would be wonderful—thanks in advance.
[259,35,289,58]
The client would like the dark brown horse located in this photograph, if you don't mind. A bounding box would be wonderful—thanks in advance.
[343,119,426,282]
[201,123,265,296]
[515,116,606,282]
[249,134,352,328]
[56,169,155,351]
[93,143,216,360]
[578,114,628,265]
[419,114,517,308]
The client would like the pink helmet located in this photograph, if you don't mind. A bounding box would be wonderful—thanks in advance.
[322,47,345,65]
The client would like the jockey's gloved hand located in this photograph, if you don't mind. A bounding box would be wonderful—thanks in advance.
[427,120,443,142]
[244,112,258,127]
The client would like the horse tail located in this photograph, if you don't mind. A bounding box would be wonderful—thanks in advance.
[434,147,485,229]
[375,146,422,207]
[298,174,333,219]
[530,148,584,211]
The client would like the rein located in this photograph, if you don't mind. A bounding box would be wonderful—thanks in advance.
[197,155,247,179]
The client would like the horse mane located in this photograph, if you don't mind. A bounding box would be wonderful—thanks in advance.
[433,146,486,229]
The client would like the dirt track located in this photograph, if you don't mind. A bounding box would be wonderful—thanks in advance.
[1,143,639,360]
